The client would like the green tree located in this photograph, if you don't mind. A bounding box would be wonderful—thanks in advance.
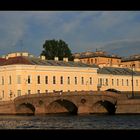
[41,39,73,60]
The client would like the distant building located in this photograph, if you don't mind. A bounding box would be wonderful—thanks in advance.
[73,50,122,68]
[121,54,140,71]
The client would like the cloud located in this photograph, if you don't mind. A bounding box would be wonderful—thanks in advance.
[0,12,29,53]
[98,39,140,57]
[0,11,140,57]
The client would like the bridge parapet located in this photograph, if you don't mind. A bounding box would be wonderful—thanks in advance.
[14,91,120,102]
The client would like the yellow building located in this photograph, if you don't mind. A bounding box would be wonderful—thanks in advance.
[97,67,140,92]
[121,54,140,71]
[0,52,140,101]
[0,52,98,101]
[73,50,122,67]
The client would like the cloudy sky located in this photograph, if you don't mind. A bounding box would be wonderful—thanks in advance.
[0,11,140,57]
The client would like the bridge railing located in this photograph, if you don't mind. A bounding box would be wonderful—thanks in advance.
[14,90,121,102]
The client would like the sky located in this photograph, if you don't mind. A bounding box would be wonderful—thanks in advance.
[0,11,140,57]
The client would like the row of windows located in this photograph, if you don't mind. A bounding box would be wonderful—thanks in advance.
[0,75,139,86]
[98,78,139,86]
[0,76,94,85]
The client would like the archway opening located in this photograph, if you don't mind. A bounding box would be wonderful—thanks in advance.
[93,100,116,115]
[46,99,78,115]
[16,103,35,115]
[106,89,121,94]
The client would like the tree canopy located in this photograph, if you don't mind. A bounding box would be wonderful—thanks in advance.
[41,39,73,60]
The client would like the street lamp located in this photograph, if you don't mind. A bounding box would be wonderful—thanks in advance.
[131,64,135,98]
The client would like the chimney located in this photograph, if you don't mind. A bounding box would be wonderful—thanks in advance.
[41,55,46,60]
[74,58,80,62]
[54,57,59,61]
[63,57,68,62]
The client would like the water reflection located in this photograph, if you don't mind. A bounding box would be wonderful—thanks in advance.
[0,114,140,129]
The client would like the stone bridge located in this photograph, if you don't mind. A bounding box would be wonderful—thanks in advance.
[13,91,123,115]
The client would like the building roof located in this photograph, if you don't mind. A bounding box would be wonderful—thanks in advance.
[73,51,121,59]
[97,67,140,76]
[122,56,140,62]
[0,58,6,64]
[0,56,99,68]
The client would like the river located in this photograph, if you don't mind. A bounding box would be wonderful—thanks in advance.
[0,114,140,129]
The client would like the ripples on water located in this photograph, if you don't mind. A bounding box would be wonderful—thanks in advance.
[0,114,140,129]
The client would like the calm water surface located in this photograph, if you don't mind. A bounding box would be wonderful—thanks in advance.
[0,114,140,129]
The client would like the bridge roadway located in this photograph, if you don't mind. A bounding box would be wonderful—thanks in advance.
[13,91,125,115]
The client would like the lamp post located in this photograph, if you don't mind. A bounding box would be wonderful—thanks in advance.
[131,64,135,98]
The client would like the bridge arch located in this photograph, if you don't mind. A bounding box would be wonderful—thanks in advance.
[46,99,78,115]
[93,100,116,114]
[16,103,35,115]
[105,88,121,94]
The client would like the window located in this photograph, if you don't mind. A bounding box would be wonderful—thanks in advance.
[126,79,129,86]
[60,76,63,84]
[17,75,21,84]
[89,77,92,85]
[37,90,40,94]
[112,79,114,86]
[100,78,102,86]
[45,76,48,84]
[95,58,97,64]
[9,90,12,98]
[68,77,70,85]
[122,79,124,86]
[81,77,84,85]
[28,90,31,95]
[136,80,138,86]
[2,90,4,98]
[117,79,119,86]
[91,59,93,64]
[106,79,108,86]
[9,76,12,84]
[75,77,77,85]
[53,76,56,84]
[27,76,31,84]
[37,76,40,84]
[2,76,4,85]
[17,90,21,96]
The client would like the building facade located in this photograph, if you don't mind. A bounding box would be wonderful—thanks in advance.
[73,51,140,71]
[0,52,98,101]
[121,54,140,71]
[0,52,140,101]
[97,67,140,92]
[73,50,122,67]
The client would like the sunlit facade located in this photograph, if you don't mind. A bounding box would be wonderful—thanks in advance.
[0,52,140,101]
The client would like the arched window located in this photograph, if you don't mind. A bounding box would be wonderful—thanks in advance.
[60,76,63,84]
[53,76,56,84]
[45,76,48,84]
[75,77,77,85]
[112,79,114,86]
[68,77,70,84]
[81,77,84,85]
[126,79,129,86]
